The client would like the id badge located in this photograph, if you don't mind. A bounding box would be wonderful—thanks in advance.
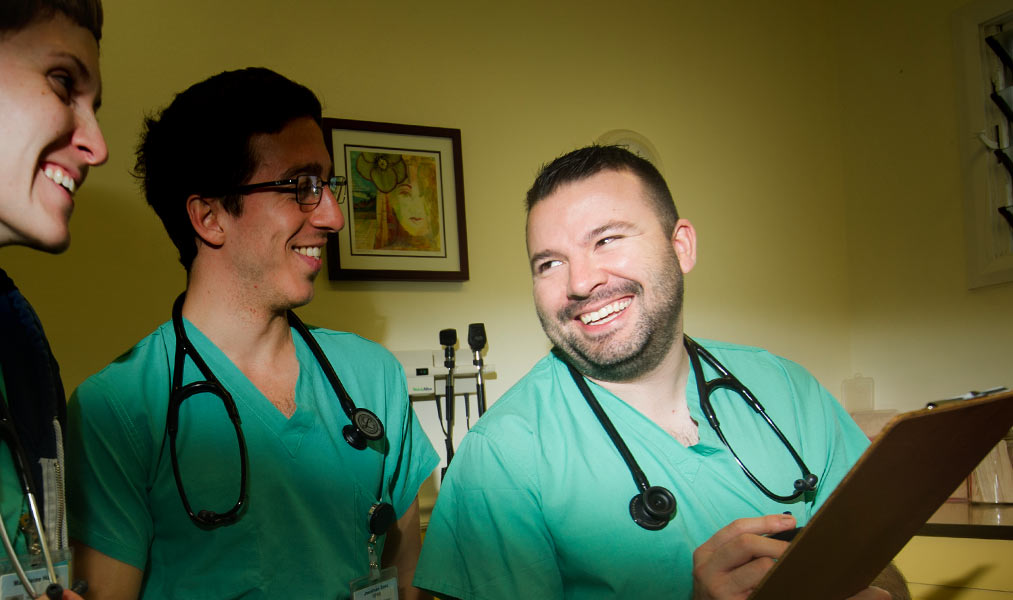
[349,566,398,600]
[0,549,70,600]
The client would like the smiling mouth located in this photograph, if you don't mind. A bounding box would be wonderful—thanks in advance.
[579,298,632,325]
[294,246,322,259]
[44,166,77,195]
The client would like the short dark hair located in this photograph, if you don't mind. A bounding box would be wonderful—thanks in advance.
[134,67,323,270]
[0,0,103,42]
[526,144,679,235]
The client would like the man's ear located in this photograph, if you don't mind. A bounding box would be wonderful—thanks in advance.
[186,194,226,248]
[672,218,697,275]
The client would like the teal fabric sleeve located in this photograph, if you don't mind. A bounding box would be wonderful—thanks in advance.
[66,339,158,569]
[417,419,563,599]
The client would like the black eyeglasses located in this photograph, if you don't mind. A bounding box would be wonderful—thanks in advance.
[229,174,347,207]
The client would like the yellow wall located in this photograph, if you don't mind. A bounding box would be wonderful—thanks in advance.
[0,0,1008,412]
[838,0,1013,409]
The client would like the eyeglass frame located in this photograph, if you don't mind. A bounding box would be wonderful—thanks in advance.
[217,174,347,207]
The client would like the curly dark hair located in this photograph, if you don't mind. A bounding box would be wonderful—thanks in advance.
[134,67,323,270]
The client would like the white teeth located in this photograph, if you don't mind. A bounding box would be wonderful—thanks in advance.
[579,298,632,325]
[43,166,76,194]
[294,246,322,259]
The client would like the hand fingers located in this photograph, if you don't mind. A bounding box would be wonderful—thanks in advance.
[696,514,796,556]
[692,515,797,600]
[847,586,892,600]
[693,529,788,584]
[696,551,773,600]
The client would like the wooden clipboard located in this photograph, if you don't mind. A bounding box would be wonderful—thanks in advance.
[750,390,1013,600]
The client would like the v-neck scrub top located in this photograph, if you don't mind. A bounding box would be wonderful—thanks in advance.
[414,339,869,600]
[66,319,438,599]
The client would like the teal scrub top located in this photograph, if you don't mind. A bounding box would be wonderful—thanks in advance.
[0,367,28,560]
[415,339,869,599]
[67,319,438,599]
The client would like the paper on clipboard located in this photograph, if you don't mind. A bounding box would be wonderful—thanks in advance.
[749,390,1013,600]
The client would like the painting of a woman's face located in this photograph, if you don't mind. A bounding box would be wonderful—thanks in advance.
[391,159,430,237]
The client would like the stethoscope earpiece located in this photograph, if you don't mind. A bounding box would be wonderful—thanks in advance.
[794,473,819,492]
[629,486,676,531]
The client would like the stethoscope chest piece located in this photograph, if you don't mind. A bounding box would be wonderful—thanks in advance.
[344,409,384,450]
[629,486,677,531]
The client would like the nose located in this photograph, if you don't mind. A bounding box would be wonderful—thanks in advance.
[310,184,345,232]
[566,254,607,299]
[74,109,109,166]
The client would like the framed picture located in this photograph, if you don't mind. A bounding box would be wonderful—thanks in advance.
[322,118,469,281]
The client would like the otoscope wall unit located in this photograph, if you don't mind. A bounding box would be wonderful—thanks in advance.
[394,323,493,480]
[393,350,496,398]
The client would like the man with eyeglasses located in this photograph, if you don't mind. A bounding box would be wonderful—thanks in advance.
[65,67,438,600]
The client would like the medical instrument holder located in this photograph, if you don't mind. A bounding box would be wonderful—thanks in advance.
[467,323,487,416]
[439,329,457,478]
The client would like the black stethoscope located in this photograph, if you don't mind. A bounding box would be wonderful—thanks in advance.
[167,292,387,529]
[0,393,65,598]
[566,335,818,531]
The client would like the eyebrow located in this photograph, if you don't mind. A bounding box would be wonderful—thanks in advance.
[528,220,637,270]
[582,220,635,245]
[528,249,557,270]
[278,162,328,180]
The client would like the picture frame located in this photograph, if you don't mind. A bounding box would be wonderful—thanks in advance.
[322,118,469,281]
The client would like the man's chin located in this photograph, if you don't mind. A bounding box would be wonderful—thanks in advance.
[551,345,645,383]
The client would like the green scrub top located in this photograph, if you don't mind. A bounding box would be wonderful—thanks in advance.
[68,319,438,599]
[415,339,869,599]
[0,367,29,561]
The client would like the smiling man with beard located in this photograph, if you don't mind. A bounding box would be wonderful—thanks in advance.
[415,145,907,600]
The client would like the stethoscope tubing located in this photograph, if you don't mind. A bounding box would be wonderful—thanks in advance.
[169,293,249,527]
[166,292,385,528]
[0,397,61,596]
[566,334,819,531]
[686,337,817,502]
[565,361,651,495]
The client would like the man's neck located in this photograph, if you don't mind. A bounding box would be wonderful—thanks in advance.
[180,284,292,359]
[181,272,302,418]
[589,334,699,446]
